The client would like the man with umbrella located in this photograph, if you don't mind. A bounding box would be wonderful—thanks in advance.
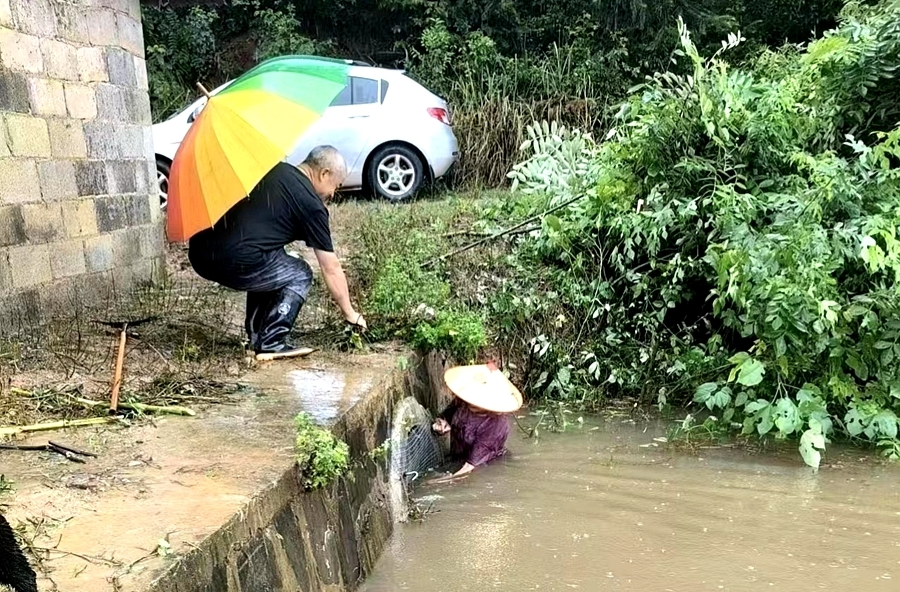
[166,57,370,361]
[188,146,367,360]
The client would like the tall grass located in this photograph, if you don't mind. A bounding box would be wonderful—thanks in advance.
[420,44,616,188]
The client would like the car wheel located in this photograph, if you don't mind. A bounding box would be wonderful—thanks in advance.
[156,159,170,211]
[367,145,424,202]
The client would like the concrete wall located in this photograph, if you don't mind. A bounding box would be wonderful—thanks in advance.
[0,0,163,328]
[147,362,418,592]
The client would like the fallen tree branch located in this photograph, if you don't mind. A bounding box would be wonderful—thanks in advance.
[420,194,584,268]
[440,230,494,238]
[30,546,121,566]
[48,443,87,464]
[0,442,93,463]
[0,443,47,451]
[48,441,97,458]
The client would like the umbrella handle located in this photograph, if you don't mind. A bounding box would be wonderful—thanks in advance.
[196,82,211,98]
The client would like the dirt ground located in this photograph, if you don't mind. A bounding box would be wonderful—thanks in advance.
[0,198,405,590]
[0,200,374,431]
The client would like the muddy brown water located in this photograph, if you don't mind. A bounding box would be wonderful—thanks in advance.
[362,415,900,592]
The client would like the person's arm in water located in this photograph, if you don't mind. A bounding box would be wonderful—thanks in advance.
[429,461,475,484]
[452,462,475,476]
[431,411,508,483]
[314,249,367,330]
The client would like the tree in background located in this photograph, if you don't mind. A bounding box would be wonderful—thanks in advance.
[142,0,844,183]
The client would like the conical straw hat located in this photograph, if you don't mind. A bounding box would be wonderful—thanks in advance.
[443,363,523,413]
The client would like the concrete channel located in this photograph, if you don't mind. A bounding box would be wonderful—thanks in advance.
[1,351,453,592]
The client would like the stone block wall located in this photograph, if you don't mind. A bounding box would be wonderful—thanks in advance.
[0,0,163,330]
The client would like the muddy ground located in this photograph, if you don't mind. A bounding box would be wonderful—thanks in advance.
[0,198,404,590]
[0,199,381,429]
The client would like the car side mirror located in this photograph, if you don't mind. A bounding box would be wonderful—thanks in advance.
[188,101,207,123]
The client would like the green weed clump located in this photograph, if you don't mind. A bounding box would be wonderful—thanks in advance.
[345,198,499,362]
[412,310,487,362]
[294,413,349,490]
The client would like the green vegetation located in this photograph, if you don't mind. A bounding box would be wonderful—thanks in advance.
[143,0,842,185]
[345,193,506,360]
[293,413,350,490]
[144,0,900,467]
[0,474,13,497]
[345,1,900,468]
[508,2,900,469]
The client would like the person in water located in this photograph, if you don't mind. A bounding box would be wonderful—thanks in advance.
[431,361,523,479]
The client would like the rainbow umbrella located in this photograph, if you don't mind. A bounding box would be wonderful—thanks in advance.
[166,56,350,242]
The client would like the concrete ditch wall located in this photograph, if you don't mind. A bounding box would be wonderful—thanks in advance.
[143,354,455,592]
[147,365,423,592]
[0,0,163,329]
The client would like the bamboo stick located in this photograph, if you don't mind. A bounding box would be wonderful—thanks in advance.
[109,327,128,414]
[74,397,196,417]
[0,417,117,437]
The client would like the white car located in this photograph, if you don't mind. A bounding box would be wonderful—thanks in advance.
[152,58,459,207]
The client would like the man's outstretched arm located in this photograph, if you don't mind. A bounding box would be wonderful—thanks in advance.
[314,249,367,329]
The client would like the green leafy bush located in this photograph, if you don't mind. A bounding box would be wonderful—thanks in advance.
[251,8,331,63]
[142,2,330,122]
[505,1,900,467]
[367,257,450,320]
[144,6,219,121]
[344,197,506,361]
[294,412,349,490]
[412,310,487,363]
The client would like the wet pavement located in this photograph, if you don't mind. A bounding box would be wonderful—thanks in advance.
[0,352,399,592]
[361,415,900,592]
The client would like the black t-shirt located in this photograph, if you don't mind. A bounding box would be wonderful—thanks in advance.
[189,163,334,273]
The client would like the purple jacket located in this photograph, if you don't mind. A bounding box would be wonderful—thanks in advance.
[439,399,510,467]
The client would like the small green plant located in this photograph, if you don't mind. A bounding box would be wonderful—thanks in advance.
[412,310,487,362]
[294,412,350,490]
[0,474,13,496]
[369,440,391,462]
[368,257,450,319]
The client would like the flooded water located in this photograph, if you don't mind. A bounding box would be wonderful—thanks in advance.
[361,415,900,592]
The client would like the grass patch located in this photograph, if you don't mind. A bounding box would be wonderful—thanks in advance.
[331,189,542,362]
[294,412,350,490]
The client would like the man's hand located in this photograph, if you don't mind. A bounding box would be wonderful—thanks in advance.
[346,311,368,332]
[432,418,450,435]
[315,249,367,330]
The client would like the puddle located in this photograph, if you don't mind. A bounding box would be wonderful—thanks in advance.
[361,416,900,591]
[250,363,376,424]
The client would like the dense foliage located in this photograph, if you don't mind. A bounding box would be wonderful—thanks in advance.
[142,0,842,184]
[503,0,900,466]
[349,0,900,467]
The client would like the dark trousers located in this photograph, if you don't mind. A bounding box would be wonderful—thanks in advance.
[190,248,313,348]
[190,248,314,299]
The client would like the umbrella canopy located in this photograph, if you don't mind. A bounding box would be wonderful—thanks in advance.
[166,56,350,242]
